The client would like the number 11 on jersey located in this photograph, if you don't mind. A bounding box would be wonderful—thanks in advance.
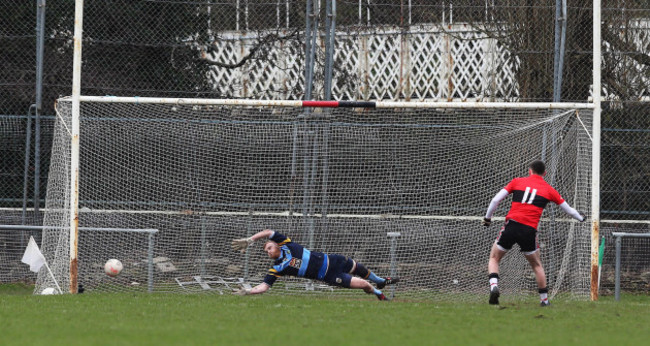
[521,187,537,204]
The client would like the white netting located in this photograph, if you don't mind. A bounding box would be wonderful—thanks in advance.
[38,99,592,301]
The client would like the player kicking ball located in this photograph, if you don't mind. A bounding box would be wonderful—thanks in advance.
[231,229,399,300]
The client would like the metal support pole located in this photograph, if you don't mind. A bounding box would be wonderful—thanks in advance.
[304,0,318,100]
[22,106,34,226]
[307,126,319,248]
[34,0,47,217]
[148,232,155,292]
[288,120,299,233]
[69,0,85,294]
[324,0,336,101]
[301,122,311,233]
[321,1,335,237]
[304,0,312,97]
[590,0,602,301]
[552,0,567,102]
[200,216,207,277]
[320,118,330,236]
[387,232,401,299]
[542,122,559,289]
[244,208,253,281]
[614,235,621,301]
[301,1,318,253]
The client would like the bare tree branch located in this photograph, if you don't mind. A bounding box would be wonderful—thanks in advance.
[602,22,650,67]
[198,28,300,69]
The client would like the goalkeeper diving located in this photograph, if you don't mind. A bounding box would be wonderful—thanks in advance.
[231,229,399,300]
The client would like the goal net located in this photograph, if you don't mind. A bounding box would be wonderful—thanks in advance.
[38,97,593,301]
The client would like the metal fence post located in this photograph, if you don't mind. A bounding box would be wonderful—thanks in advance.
[387,232,401,299]
[34,0,47,218]
[148,232,155,293]
[614,234,621,301]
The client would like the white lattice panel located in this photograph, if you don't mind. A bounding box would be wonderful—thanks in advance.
[207,24,521,101]
[409,32,446,100]
[332,36,362,100]
[207,40,243,97]
[367,34,402,100]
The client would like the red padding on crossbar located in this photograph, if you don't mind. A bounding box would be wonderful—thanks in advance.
[302,101,340,108]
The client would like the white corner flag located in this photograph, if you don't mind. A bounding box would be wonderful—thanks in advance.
[21,236,63,294]
[22,236,46,272]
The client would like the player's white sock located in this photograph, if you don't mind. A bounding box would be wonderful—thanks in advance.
[489,277,498,290]
[539,287,549,303]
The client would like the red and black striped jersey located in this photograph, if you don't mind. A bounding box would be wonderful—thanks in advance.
[503,175,564,229]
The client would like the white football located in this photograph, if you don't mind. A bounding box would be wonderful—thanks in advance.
[41,287,57,295]
[104,259,123,277]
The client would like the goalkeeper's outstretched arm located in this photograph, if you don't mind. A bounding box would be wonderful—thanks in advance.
[231,229,274,253]
[233,283,270,296]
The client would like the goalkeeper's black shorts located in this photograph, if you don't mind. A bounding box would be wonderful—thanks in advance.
[322,254,355,288]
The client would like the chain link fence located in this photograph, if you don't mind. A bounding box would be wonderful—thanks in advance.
[1,0,649,294]
[598,2,650,296]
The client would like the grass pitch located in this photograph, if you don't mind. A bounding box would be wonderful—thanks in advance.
[1,285,648,345]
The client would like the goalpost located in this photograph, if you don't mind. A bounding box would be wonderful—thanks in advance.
[41,0,601,300]
[40,97,595,300]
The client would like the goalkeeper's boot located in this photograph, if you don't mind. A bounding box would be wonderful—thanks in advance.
[377,277,400,289]
[540,300,551,307]
[489,286,500,305]
[376,293,390,301]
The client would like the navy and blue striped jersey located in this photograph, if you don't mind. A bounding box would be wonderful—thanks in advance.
[262,232,328,286]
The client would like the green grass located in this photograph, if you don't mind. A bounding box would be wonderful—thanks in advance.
[0,282,35,295]
[1,288,649,345]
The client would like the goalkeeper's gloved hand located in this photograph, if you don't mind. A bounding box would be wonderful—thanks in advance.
[232,288,251,296]
[231,237,254,253]
[482,218,492,227]
[578,212,586,222]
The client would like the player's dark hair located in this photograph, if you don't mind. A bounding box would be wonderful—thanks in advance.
[529,160,546,175]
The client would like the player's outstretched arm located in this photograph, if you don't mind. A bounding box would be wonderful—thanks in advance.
[233,283,270,296]
[483,189,509,226]
[231,229,275,253]
[558,202,585,222]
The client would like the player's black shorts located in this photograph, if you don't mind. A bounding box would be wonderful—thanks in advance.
[495,220,539,253]
[322,254,354,288]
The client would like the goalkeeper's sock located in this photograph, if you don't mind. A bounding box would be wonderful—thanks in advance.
[373,288,382,296]
[367,272,384,285]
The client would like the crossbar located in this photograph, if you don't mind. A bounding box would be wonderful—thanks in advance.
[57,96,595,110]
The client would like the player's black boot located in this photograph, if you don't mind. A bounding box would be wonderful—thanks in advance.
[489,286,500,305]
[540,300,551,307]
[377,277,400,289]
